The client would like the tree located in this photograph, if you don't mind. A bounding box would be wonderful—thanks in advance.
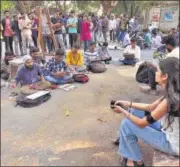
[14,0,45,14]
[100,1,118,14]
[1,1,15,11]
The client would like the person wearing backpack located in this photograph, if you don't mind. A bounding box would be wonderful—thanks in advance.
[66,43,86,73]
[12,55,51,95]
[44,49,73,85]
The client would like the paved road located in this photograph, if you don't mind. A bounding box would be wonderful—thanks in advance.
[1,44,156,166]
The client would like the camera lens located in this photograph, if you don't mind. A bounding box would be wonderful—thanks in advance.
[110,100,116,105]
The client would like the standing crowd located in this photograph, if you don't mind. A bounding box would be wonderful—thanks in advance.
[1,9,145,56]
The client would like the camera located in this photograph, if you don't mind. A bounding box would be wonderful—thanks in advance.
[110,100,128,110]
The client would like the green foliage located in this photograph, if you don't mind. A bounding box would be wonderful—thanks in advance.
[1,0,15,11]
[61,1,100,13]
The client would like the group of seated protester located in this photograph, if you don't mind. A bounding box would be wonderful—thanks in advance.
[120,38,141,66]
[84,42,112,68]
[12,42,112,95]
[138,35,179,95]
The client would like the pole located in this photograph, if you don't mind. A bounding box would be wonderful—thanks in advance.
[45,7,58,51]
[36,7,45,57]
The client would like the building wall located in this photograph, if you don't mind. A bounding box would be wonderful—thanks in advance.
[147,3,179,31]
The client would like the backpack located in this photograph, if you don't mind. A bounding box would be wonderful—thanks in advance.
[136,62,157,84]
[15,93,51,108]
[73,74,89,83]
[1,69,9,80]
[89,61,107,73]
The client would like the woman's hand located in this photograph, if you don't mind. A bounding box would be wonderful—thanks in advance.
[115,100,131,107]
[113,106,124,113]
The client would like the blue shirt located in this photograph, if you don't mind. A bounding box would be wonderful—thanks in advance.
[51,17,64,34]
[67,17,78,33]
[15,63,42,86]
[43,58,68,76]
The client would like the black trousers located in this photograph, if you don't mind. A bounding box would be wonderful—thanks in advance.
[32,35,38,47]
[148,67,157,90]
[109,30,115,41]
[4,36,13,53]
[69,33,77,48]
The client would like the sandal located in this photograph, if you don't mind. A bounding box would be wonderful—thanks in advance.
[121,158,145,167]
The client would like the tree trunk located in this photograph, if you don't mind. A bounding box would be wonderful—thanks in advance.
[101,1,118,15]
[63,1,66,12]
[134,5,140,16]
[122,0,128,14]
[56,1,61,11]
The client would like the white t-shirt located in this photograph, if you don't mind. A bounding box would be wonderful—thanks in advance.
[109,19,116,30]
[152,35,162,48]
[161,114,179,156]
[123,33,130,47]
[166,47,179,59]
[123,45,141,60]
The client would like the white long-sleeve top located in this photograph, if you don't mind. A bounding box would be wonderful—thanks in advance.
[109,19,116,30]
[123,45,141,60]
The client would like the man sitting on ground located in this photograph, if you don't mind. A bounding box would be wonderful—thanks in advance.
[84,42,99,68]
[165,35,179,59]
[12,55,51,95]
[98,42,112,64]
[120,38,141,66]
[44,49,73,85]
[141,35,179,95]
[29,46,46,67]
[66,43,86,73]
[4,51,16,66]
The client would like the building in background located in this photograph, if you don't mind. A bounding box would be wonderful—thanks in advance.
[144,1,179,31]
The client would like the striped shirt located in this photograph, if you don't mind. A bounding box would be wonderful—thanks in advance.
[84,49,99,65]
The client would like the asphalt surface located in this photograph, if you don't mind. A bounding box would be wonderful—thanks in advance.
[1,47,157,166]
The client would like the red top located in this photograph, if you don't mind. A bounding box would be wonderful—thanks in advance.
[4,18,13,37]
[80,20,91,41]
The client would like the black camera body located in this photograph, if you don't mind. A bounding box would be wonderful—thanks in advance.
[110,100,128,110]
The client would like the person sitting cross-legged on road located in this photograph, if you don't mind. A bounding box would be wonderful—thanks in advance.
[44,49,73,85]
[84,42,100,69]
[29,46,46,67]
[112,57,179,166]
[120,38,141,66]
[12,55,51,95]
[98,42,112,64]
[66,43,86,74]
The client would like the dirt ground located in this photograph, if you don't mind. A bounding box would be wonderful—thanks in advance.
[1,62,158,166]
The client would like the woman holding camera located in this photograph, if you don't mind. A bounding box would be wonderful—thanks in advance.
[112,57,179,166]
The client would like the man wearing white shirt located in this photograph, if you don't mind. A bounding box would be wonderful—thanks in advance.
[120,38,141,65]
[109,15,116,42]
[152,32,162,48]
[123,31,131,48]
[165,36,179,59]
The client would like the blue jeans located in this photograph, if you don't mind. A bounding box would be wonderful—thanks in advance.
[119,109,176,161]
[45,74,72,84]
[120,59,137,65]
[118,30,126,42]
[84,40,91,51]
[43,35,52,53]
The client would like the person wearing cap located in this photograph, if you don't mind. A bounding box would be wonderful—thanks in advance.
[12,55,51,95]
